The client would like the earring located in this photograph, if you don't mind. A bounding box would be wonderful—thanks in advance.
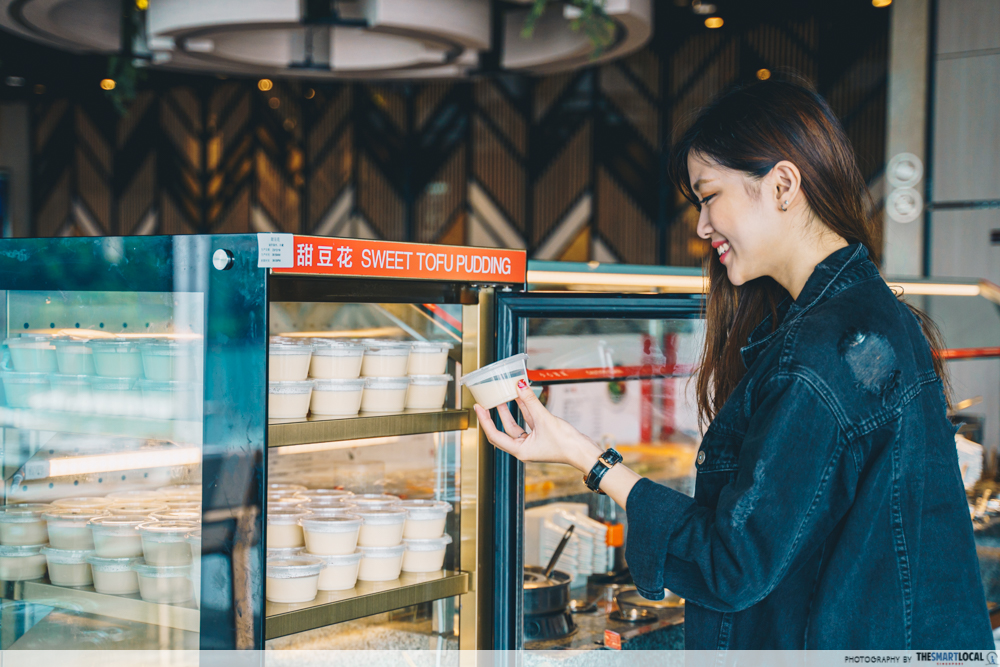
[780,200,789,212]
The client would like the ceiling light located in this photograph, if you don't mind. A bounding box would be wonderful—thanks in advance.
[872,0,891,6]
[100,78,115,90]
[305,88,315,100]
[258,79,273,92]
[757,68,771,80]
[704,17,724,29]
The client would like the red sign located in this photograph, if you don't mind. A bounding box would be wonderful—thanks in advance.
[526,364,696,384]
[272,236,526,284]
[604,629,622,650]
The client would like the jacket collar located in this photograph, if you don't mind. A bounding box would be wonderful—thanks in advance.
[739,243,874,369]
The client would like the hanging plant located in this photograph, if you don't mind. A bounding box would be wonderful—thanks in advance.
[104,0,148,115]
[522,0,616,57]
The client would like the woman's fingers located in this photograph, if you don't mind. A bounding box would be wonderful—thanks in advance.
[513,396,535,431]
[515,382,547,426]
[497,403,525,438]
[473,404,523,456]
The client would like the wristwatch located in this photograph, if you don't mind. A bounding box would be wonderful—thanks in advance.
[584,448,623,494]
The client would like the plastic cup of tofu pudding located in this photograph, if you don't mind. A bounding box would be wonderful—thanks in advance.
[460,353,530,409]
[53,338,96,375]
[0,504,52,546]
[401,534,453,573]
[151,509,199,522]
[269,340,313,381]
[107,502,170,516]
[1,372,50,409]
[308,339,365,379]
[41,546,94,587]
[349,494,400,510]
[359,341,411,377]
[404,374,453,410]
[354,508,407,547]
[309,378,366,416]
[89,515,149,558]
[131,559,194,604]
[269,380,313,419]
[360,376,409,413]
[398,500,453,539]
[140,339,203,381]
[4,335,58,372]
[406,341,454,375]
[88,339,144,378]
[265,556,324,603]
[42,508,109,549]
[356,544,406,582]
[138,521,198,566]
[312,550,363,591]
[305,503,359,517]
[0,543,47,580]
[299,514,362,556]
[267,508,312,549]
[86,555,142,595]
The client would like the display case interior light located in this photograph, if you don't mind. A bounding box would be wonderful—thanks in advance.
[277,327,404,339]
[20,328,204,340]
[273,436,400,455]
[43,447,201,478]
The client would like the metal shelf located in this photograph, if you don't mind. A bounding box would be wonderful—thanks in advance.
[268,408,469,447]
[12,579,199,632]
[264,570,468,640]
[0,407,201,443]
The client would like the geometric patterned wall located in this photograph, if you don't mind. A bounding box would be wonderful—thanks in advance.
[22,2,889,267]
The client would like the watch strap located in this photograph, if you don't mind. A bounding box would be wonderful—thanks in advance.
[584,448,623,494]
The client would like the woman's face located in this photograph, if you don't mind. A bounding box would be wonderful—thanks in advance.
[688,153,787,287]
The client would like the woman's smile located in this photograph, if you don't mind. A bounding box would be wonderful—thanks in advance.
[713,238,731,263]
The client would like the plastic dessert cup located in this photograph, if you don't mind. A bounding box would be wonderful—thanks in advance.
[91,376,141,416]
[399,500,453,539]
[356,544,405,582]
[138,380,201,419]
[5,335,58,372]
[360,376,409,413]
[138,520,198,565]
[140,340,203,381]
[404,374,452,410]
[88,339,144,378]
[401,534,453,573]
[359,341,411,377]
[269,380,313,419]
[51,497,113,510]
[309,340,365,379]
[132,559,194,603]
[86,555,141,595]
[304,502,358,517]
[313,550,363,591]
[0,544,47,580]
[267,508,312,549]
[355,509,407,547]
[1,372,50,409]
[150,509,200,522]
[309,378,365,415]
[0,504,51,546]
[41,546,94,587]
[300,515,362,555]
[459,353,529,409]
[53,338,96,375]
[350,494,401,511]
[265,556,324,603]
[90,515,148,558]
[269,341,314,381]
[107,502,170,516]
[43,509,109,549]
[406,341,454,375]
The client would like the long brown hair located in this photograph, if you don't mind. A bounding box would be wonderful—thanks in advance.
[669,78,949,428]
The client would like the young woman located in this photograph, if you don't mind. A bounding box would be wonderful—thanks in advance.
[475,79,994,649]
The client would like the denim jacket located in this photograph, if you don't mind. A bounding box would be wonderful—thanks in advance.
[624,244,994,649]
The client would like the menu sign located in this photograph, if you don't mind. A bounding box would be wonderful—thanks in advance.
[269,235,527,283]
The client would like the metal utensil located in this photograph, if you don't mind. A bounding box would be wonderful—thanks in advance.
[543,524,574,579]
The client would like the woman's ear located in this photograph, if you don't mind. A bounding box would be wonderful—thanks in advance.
[770,160,802,212]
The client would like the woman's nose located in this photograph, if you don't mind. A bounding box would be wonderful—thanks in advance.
[696,207,713,240]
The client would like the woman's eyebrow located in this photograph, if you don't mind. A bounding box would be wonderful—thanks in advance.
[692,178,713,192]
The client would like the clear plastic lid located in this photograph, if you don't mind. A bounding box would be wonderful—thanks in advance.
[357,544,406,558]
[299,514,362,533]
[51,497,112,509]
[407,374,453,387]
[269,483,307,492]
[309,549,363,566]
[354,509,407,525]
[41,546,94,564]
[91,376,138,391]
[267,508,312,525]
[301,495,353,506]
[361,341,412,356]
[311,340,366,357]
[141,339,203,356]
[398,500,453,519]
[1,371,49,385]
[88,338,141,353]
[137,520,198,542]
[268,495,308,506]
[403,534,453,552]
[312,378,366,392]
[137,379,201,392]
[149,509,201,522]
[0,504,51,523]
[265,555,324,579]
[107,503,170,515]
[298,489,353,499]
[164,501,202,511]
[269,340,314,356]
[305,503,358,516]
[266,546,304,559]
[42,508,109,526]
[106,489,166,501]
[459,353,529,388]
[53,338,94,351]
[86,555,142,572]
[269,380,314,395]
[0,543,47,557]
[50,374,93,386]
[89,515,152,535]
[362,376,410,390]
[5,334,55,347]
[409,341,454,354]
[131,559,192,578]
[352,494,401,508]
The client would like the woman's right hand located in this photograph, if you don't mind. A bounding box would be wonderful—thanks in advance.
[473,381,604,473]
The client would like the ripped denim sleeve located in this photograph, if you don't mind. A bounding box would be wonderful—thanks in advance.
[624,373,859,612]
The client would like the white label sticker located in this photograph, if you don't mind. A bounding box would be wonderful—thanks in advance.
[257,233,294,268]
